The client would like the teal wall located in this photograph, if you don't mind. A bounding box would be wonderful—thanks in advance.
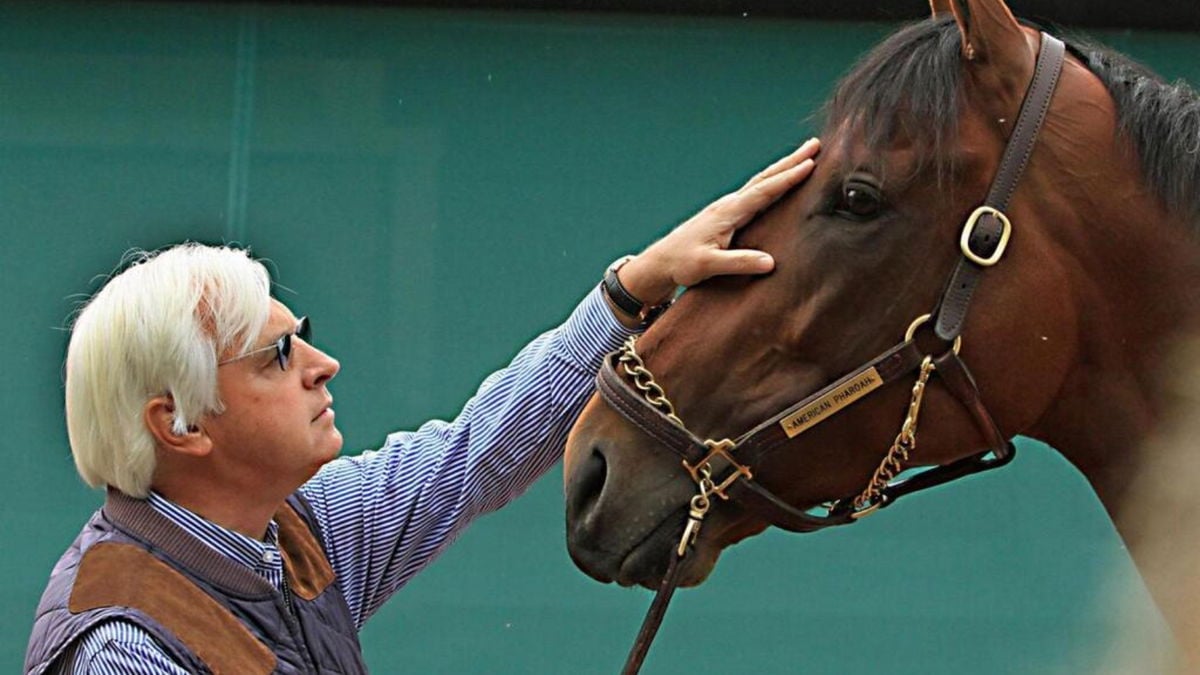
[2,2,1197,672]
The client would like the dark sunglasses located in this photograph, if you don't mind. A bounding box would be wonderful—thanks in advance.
[219,317,310,370]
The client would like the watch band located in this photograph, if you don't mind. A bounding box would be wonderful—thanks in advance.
[603,256,644,318]
[602,255,672,326]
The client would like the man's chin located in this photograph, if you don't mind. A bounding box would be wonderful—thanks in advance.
[322,430,344,459]
[302,431,344,478]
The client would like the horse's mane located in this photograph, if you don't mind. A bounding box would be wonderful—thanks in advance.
[824,17,1200,223]
[1074,38,1200,223]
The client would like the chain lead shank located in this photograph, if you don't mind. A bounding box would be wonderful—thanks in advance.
[852,356,936,516]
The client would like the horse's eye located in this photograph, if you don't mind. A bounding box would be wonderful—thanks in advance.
[836,183,884,220]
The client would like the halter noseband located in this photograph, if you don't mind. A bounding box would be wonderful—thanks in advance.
[602,32,1066,674]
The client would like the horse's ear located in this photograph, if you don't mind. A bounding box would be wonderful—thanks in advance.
[946,0,1037,111]
[929,0,954,17]
[947,0,1028,65]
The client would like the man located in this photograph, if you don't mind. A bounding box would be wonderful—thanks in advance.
[26,140,819,674]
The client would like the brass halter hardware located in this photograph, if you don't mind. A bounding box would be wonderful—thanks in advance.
[850,355,936,517]
[682,439,752,500]
[616,336,685,428]
[841,315,963,518]
[676,439,754,556]
[905,313,962,354]
[678,484,713,557]
[960,206,1013,267]
[618,338,756,491]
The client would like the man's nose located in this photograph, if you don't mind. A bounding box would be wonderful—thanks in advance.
[299,341,339,388]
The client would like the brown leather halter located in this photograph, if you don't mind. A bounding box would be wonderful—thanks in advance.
[598,32,1066,674]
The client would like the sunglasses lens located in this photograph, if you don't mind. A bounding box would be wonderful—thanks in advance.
[277,335,291,370]
[278,317,308,370]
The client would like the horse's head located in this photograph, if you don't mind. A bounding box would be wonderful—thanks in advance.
[564,0,1194,589]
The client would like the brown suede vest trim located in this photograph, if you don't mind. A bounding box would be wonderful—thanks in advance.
[67,542,276,675]
[274,502,335,601]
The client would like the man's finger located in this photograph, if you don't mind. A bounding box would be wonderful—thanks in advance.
[704,249,776,279]
[744,138,819,187]
[736,158,816,214]
[742,138,820,188]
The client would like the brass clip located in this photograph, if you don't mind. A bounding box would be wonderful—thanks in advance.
[677,492,711,557]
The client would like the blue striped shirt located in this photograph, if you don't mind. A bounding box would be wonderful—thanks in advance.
[54,287,635,674]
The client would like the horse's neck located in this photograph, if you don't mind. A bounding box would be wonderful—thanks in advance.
[1022,168,1200,635]
[1027,193,1200,657]
[1035,201,1200,508]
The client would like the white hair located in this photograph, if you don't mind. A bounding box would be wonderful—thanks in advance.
[65,243,272,497]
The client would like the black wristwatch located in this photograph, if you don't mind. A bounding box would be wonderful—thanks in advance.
[602,255,672,327]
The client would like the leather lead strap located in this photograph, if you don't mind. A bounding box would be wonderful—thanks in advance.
[622,552,684,675]
[934,33,1065,341]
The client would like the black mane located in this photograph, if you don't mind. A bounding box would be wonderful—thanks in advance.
[1074,38,1200,222]
[823,17,1200,223]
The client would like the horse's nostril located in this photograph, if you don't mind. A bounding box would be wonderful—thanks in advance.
[567,448,608,525]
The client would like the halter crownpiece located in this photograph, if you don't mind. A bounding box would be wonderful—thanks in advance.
[609,30,1066,675]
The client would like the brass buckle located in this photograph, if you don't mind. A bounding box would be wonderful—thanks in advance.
[960,206,1012,267]
[682,439,752,500]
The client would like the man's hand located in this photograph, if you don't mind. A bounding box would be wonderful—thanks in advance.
[617,138,820,310]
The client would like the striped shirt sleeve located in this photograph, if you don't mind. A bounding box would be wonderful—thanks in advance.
[300,285,637,627]
[54,621,189,674]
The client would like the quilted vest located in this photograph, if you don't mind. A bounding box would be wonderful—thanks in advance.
[25,489,367,674]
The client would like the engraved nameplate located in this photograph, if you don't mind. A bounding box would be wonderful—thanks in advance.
[779,367,883,438]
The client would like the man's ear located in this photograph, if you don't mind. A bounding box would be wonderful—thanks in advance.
[144,395,212,458]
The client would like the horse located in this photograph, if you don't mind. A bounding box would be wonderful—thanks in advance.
[563,0,1200,668]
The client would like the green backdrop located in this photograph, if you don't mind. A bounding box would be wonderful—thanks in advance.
[2,2,1198,672]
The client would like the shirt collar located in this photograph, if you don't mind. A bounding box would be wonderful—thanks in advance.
[146,491,281,571]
